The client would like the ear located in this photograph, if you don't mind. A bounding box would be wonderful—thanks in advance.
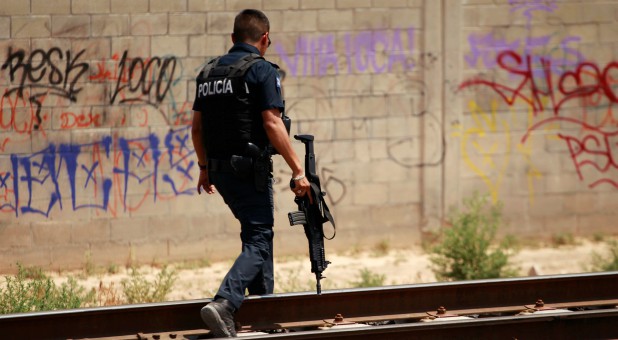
[231,33,236,43]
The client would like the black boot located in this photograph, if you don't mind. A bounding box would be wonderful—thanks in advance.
[201,298,237,338]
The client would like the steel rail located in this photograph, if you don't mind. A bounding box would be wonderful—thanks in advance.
[0,271,616,339]
[237,309,618,339]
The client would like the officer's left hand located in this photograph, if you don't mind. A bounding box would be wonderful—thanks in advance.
[197,170,216,195]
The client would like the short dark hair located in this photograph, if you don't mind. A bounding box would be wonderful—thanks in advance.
[233,9,270,43]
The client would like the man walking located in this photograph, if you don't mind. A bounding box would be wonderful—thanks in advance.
[191,9,310,337]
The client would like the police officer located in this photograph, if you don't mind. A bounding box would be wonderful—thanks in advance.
[191,9,311,338]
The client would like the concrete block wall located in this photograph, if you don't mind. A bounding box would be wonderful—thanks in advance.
[0,0,616,272]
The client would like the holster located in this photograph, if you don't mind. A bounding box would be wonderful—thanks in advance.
[230,155,253,180]
[230,143,272,191]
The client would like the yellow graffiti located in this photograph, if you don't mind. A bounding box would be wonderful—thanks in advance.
[452,99,511,203]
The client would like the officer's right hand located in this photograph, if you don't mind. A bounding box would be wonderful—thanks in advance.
[291,175,313,204]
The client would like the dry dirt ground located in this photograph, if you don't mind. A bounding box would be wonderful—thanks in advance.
[48,238,614,303]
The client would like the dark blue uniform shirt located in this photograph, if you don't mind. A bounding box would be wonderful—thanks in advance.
[192,42,284,114]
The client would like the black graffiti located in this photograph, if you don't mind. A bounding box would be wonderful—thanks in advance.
[1,47,88,101]
[110,51,178,105]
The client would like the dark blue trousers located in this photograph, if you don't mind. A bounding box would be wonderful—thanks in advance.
[209,171,274,310]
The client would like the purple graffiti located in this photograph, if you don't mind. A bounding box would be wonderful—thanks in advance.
[2,126,196,217]
[509,0,558,28]
[465,32,584,77]
[275,27,415,77]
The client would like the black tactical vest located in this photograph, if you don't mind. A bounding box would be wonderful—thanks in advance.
[195,53,267,158]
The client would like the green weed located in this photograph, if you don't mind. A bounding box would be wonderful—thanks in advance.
[120,266,177,304]
[551,232,576,247]
[0,264,94,314]
[349,268,386,288]
[590,239,618,272]
[430,194,517,281]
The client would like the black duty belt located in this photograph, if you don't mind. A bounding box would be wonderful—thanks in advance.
[207,158,234,173]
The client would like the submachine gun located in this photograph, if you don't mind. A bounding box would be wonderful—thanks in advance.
[287,134,336,295]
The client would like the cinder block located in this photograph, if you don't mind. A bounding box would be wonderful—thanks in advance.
[72,0,111,14]
[338,0,371,8]
[283,11,317,32]
[52,15,90,38]
[298,119,334,141]
[131,14,169,35]
[0,248,52,273]
[300,0,335,9]
[317,10,354,31]
[371,203,420,229]
[12,16,51,39]
[92,15,129,37]
[391,8,422,28]
[264,0,300,10]
[353,95,387,119]
[111,217,151,244]
[49,244,90,270]
[207,12,236,34]
[32,0,70,14]
[189,0,225,11]
[0,131,33,154]
[111,0,148,13]
[90,241,132,266]
[0,18,9,39]
[565,24,598,44]
[550,3,588,24]
[111,36,151,56]
[31,221,71,246]
[150,0,187,13]
[372,0,408,7]
[72,219,110,243]
[152,36,189,57]
[353,182,389,206]
[336,74,372,96]
[0,0,29,15]
[0,223,32,248]
[355,9,390,28]
[147,215,192,242]
[226,0,265,11]
[189,34,230,56]
[170,13,207,35]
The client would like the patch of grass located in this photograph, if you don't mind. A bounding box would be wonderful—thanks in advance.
[349,268,386,288]
[94,281,123,307]
[121,266,177,304]
[592,233,606,243]
[0,264,94,314]
[275,266,314,293]
[174,258,212,271]
[429,193,517,281]
[551,232,576,247]
[83,251,95,276]
[589,239,618,272]
[107,264,120,275]
[371,240,390,257]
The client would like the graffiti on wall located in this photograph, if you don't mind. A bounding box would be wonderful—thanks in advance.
[275,27,416,77]
[1,126,196,217]
[0,41,351,217]
[457,0,618,200]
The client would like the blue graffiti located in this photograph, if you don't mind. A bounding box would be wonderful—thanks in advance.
[3,126,195,217]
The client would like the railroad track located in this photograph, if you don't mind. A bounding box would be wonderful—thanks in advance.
[1,272,617,339]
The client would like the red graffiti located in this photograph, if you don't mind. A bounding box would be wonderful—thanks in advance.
[459,50,618,125]
[522,117,618,189]
[1,88,44,133]
[462,50,618,190]
[60,110,102,129]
